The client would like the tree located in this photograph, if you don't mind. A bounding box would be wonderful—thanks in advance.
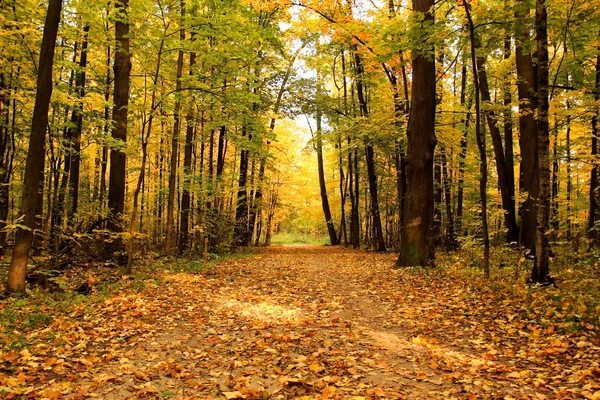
[397,0,436,266]
[6,0,63,293]
[464,0,490,277]
[531,0,551,284]
[107,0,132,242]
[315,76,338,246]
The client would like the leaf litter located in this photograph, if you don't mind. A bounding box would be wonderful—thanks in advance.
[1,246,599,399]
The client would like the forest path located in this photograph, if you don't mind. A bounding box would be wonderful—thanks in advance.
[25,246,596,399]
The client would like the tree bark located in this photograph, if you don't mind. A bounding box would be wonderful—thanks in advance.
[396,0,436,266]
[315,83,338,246]
[68,25,89,221]
[353,49,385,251]
[107,0,132,239]
[179,8,196,254]
[532,0,551,284]
[165,2,185,253]
[6,0,62,293]
[475,49,519,244]
[464,0,490,277]
[515,1,539,254]
[456,65,469,236]
[589,53,600,242]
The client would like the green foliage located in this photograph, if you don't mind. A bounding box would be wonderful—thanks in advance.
[271,232,329,245]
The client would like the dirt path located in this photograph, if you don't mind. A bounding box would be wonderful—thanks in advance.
[6,246,599,399]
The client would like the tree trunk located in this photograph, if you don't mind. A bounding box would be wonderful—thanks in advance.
[107,0,131,240]
[315,85,338,246]
[475,49,519,244]
[6,0,62,293]
[456,65,469,236]
[464,0,490,276]
[68,25,89,221]
[504,33,517,239]
[234,127,250,246]
[165,2,185,253]
[589,53,600,243]
[353,49,385,251]
[515,1,539,254]
[179,12,195,254]
[396,0,436,266]
[551,120,559,238]
[531,0,551,284]
[441,146,456,249]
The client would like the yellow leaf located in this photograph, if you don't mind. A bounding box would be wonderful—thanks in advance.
[223,391,244,399]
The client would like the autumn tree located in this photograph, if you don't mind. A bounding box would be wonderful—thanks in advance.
[6,0,63,293]
[397,0,437,266]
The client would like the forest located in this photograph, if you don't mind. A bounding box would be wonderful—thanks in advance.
[1,0,600,398]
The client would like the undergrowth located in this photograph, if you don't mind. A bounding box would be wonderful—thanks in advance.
[438,243,600,330]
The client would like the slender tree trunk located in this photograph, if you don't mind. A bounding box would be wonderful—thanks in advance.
[551,120,559,238]
[532,0,551,284]
[464,0,490,277]
[565,104,572,240]
[441,147,456,249]
[107,0,131,241]
[234,127,251,246]
[0,68,16,253]
[433,155,442,244]
[475,50,519,244]
[353,49,384,251]
[99,17,111,222]
[68,25,89,221]
[589,53,600,243]
[456,65,469,236]
[6,0,62,293]
[165,2,185,253]
[397,0,436,266]
[179,24,196,254]
[315,84,338,246]
[503,34,516,233]
[126,34,165,272]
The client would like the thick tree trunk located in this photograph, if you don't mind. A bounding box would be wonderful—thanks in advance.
[515,2,539,254]
[107,0,131,239]
[6,0,62,293]
[532,0,551,284]
[396,0,436,266]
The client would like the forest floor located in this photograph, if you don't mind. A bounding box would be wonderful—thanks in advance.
[1,246,600,399]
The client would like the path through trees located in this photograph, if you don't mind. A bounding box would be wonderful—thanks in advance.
[2,247,598,398]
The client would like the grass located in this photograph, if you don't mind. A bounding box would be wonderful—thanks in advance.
[270,232,330,245]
